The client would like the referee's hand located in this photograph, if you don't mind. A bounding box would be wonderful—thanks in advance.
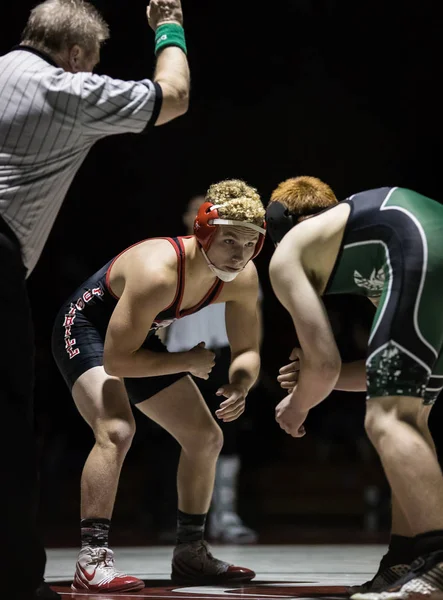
[147,0,183,31]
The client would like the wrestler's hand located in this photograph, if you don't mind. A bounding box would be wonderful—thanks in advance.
[277,347,303,393]
[215,383,248,422]
[275,393,308,438]
[188,342,215,380]
[147,0,183,30]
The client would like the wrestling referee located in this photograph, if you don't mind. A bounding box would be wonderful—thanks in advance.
[0,1,189,598]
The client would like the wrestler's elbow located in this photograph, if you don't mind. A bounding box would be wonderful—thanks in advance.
[103,351,126,377]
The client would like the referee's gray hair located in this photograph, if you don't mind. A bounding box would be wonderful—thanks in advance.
[21,0,109,56]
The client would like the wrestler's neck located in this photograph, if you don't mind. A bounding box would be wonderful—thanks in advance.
[183,236,220,284]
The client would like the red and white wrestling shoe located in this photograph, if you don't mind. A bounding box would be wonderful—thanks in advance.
[72,546,145,593]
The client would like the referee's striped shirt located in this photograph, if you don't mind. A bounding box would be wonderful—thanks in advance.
[0,46,162,275]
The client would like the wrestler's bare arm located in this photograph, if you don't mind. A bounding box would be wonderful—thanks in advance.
[224,267,261,393]
[269,228,341,411]
[103,261,214,379]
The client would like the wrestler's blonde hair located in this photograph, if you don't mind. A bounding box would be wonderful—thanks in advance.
[270,175,337,218]
[206,179,265,226]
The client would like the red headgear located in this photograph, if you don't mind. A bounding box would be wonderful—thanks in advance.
[194,202,266,259]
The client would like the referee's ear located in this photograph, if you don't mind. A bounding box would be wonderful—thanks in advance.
[70,45,82,72]
[59,44,99,74]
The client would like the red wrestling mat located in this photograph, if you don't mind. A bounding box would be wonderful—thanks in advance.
[50,580,348,599]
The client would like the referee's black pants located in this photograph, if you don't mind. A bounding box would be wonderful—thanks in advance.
[0,217,46,599]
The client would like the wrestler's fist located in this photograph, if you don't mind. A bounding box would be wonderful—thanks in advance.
[275,394,308,438]
[188,342,216,380]
[147,0,183,30]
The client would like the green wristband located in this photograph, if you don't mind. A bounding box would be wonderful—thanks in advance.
[155,23,187,56]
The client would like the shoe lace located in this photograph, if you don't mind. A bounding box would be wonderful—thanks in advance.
[90,548,124,574]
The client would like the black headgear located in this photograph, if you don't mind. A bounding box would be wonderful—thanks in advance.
[266,201,324,245]
[265,201,297,245]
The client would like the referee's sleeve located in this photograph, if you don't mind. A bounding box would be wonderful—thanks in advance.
[79,73,163,137]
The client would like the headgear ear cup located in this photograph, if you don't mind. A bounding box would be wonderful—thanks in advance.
[193,202,220,252]
[194,201,266,259]
[265,201,296,245]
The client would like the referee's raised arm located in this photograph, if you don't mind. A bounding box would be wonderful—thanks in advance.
[148,0,190,126]
[75,0,190,136]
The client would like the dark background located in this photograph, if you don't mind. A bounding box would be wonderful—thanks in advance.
[2,0,443,545]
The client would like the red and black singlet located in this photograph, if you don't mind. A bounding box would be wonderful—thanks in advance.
[65,236,224,344]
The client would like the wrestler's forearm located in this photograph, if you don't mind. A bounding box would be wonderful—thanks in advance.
[104,346,191,378]
[228,350,260,392]
[291,360,339,411]
[335,359,367,392]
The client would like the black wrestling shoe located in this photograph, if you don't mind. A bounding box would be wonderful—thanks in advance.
[350,551,443,600]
